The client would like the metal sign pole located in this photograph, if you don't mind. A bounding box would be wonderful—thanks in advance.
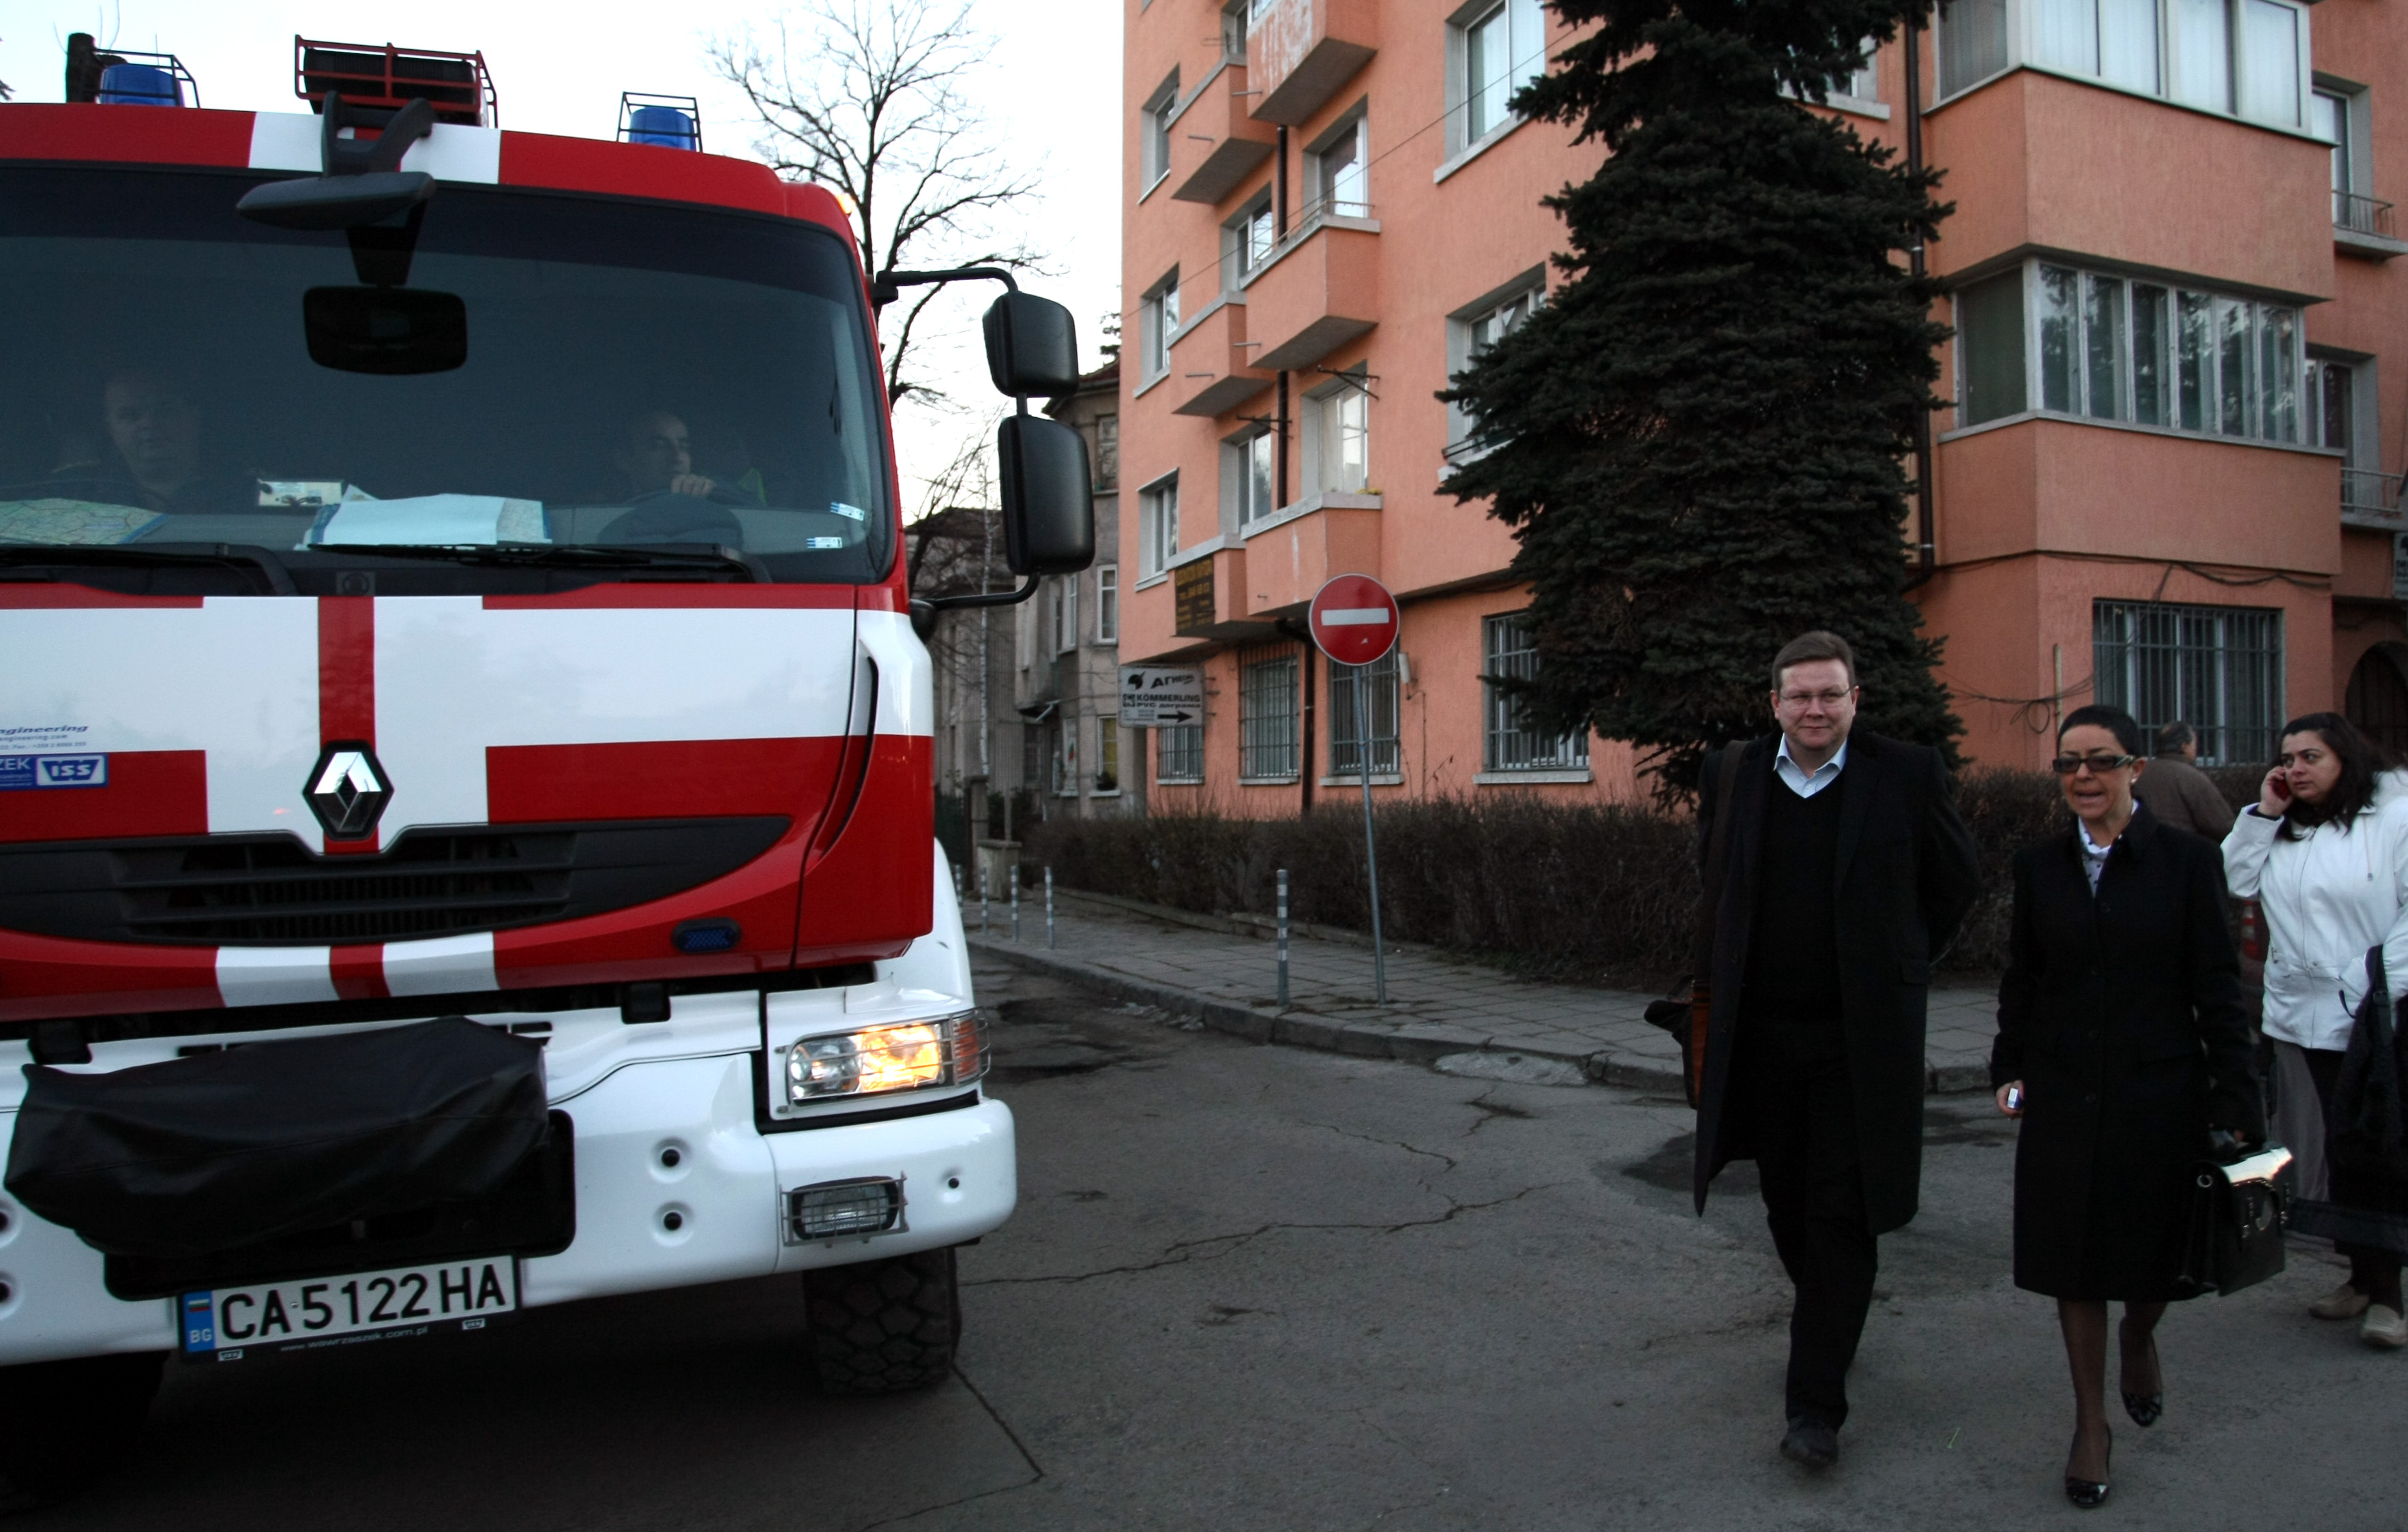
[1277,867,1290,1008]
[1010,870,1020,942]
[1354,666,1386,1005]
[1045,865,1056,949]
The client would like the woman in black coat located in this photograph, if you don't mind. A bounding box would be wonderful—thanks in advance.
[1993,706,2263,1510]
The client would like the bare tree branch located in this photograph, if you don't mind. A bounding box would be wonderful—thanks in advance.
[708,0,1049,411]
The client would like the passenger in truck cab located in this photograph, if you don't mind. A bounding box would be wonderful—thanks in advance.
[48,369,247,514]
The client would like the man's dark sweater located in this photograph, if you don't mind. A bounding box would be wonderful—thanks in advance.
[1741,767,1847,1027]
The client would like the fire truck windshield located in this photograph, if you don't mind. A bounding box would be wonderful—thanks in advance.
[0,166,895,586]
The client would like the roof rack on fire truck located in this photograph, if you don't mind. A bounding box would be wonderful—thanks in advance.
[293,36,496,128]
[63,35,200,108]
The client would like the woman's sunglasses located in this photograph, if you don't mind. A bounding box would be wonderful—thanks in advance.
[2051,753,2137,776]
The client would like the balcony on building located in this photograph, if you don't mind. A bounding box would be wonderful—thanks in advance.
[1925,48,2332,301]
[1238,493,1383,617]
[1240,206,1379,372]
[1161,535,1273,644]
[2343,468,2407,530]
[1169,63,1278,205]
[1168,290,1274,417]
[2334,192,2408,261]
[1245,0,1377,126]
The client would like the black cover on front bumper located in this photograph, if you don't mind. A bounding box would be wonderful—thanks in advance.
[5,1017,549,1260]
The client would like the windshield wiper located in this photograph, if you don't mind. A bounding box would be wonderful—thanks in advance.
[310,543,767,583]
[0,542,296,595]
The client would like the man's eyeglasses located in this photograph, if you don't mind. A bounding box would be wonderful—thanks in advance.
[1778,689,1855,708]
[2051,753,2137,776]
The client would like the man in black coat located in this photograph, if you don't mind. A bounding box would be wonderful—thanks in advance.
[1693,632,1982,1470]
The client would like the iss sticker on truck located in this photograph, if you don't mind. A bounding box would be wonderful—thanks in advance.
[0,754,108,790]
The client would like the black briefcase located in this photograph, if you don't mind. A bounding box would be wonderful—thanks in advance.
[2174,1145,2293,1298]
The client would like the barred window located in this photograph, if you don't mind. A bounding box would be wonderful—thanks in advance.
[1327,652,1400,777]
[1239,650,1300,781]
[2094,599,2284,766]
[1483,614,1589,770]
[1158,723,1204,783]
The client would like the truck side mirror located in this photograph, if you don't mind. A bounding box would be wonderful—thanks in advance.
[983,292,1080,398]
[996,415,1093,575]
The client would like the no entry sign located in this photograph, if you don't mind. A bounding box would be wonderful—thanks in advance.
[1307,574,1400,667]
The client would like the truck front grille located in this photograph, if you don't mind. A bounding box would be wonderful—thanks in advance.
[0,817,788,946]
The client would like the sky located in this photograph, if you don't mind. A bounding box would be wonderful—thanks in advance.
[0,1,1124,515]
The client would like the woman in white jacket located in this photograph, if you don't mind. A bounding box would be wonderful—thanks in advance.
[2224,712,2408,1349]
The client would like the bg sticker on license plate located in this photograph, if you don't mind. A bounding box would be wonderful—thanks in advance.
[180,1257,518,1364]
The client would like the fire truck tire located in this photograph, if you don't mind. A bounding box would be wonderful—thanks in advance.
[801,1246,960,1393]
[0,1351,166,1507]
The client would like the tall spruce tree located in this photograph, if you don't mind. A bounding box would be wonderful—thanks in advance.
[1446,0,1962,799]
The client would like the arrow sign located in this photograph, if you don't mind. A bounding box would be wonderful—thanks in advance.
[1118,666,1204,727]
[1308,573,1400,667]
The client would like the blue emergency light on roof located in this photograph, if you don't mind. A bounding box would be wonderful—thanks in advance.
[99,64,183,106]
[619,93,702,151]
[64,37,198,107]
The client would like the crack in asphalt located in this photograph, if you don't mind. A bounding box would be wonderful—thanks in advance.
[1464,1088,1537,1135]
[851,1362,1044,1530]
[1307,1120,1461,1173]
[962,1185,1556,1289]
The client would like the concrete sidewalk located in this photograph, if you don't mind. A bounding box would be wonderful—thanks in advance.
[965,887,1997,1094]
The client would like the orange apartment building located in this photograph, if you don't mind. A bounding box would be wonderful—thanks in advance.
[1117,0,2408,812]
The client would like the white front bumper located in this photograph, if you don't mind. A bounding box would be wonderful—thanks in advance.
[0,1059,1013,1367]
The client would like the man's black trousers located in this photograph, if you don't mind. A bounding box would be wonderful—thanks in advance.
[1736,1023,1879,1430]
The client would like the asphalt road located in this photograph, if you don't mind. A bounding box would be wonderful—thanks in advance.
[44,959,2403,1531]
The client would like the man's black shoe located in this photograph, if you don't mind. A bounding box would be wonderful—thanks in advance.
[1780,1419,1839,1471]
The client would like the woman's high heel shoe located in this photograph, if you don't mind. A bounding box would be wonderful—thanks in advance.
[2064,1427,2111,1510]
[2122,1335,2162,1427]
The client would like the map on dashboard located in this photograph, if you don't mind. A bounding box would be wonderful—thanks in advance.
[0,499,166,546]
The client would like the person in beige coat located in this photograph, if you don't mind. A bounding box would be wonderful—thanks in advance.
[2140,722,2236,840]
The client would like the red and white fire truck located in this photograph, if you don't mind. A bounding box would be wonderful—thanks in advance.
[0,34,1088,1501]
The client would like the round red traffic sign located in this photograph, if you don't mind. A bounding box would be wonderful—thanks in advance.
[1308,573,1400,666]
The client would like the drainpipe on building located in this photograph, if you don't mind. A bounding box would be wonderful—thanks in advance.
[1904,14,1938,588]
[1276,372,1291,508]
[1275,126,1289,237]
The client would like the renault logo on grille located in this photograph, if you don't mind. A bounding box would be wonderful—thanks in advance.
[304,742,393,839]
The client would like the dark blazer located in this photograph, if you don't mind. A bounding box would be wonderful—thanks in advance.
[1693,730,1983,1233]
[1991,804,2264,1299]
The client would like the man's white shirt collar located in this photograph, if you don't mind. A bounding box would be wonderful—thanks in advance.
[1774,735,1848,798]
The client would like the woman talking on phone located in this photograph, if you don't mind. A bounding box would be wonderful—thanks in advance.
[2222,712,2408,1351]
[1993,706,2262,1509]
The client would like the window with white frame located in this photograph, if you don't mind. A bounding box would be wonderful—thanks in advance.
[1051,574,1078,654]
[1305,376,1369,495]
[1327,652,1401,777]
[1093,413,1119,490]
[1141,73,1180,187]
[1451,0,1546,150]
[1138,473,1180,577]
[1309,113,1369,220]
[2093,600,2283,764]
[1483,614,1590,771]
[1158,722,1204,783]
[1939,0,2309,129]
[2313,82,2377,233]
[1954,260,2304,442]
[1227,195,1276,287]
[1447,275,1543,447]
[1140,269,1180,382]
[1238,650,1300,779]
[1228,426,1278,526]
[1832,38,1880,101]
[1221,1,1249,63]
[1095,565,1119,642]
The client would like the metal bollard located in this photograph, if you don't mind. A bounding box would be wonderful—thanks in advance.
[980,866,990,933]
[1277,868,1290,1008]
[1045,866,1056,949]
[1010,870,1020,942]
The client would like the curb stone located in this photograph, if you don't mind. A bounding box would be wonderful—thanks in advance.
[970,934,1686,1090]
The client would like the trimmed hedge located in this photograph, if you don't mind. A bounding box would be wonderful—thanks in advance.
[1018,766,2263,987]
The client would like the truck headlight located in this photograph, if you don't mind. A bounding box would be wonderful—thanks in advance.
[786,1010,986,1105]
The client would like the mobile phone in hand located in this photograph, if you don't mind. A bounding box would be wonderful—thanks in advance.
[2004,1085,2023,1111]
[2272,776,2292,801]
